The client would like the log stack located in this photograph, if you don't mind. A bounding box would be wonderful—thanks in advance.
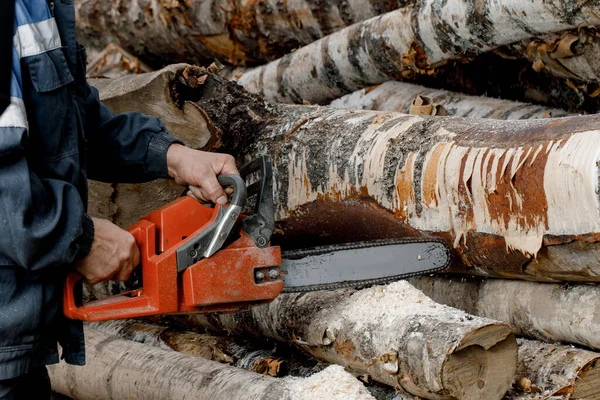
[54,1,600,398]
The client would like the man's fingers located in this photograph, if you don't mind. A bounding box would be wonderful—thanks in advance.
[114,260,134,282]
[219,154,240,176]
[200,176,228,205]
[188,186,210,203]
[189,185,234,205]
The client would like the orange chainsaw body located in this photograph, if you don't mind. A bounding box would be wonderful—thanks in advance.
[63,196,284,321]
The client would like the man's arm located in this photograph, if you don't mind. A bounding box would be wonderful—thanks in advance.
[74,78,238,283]
[81,79,238,204]
[82,82,181,184]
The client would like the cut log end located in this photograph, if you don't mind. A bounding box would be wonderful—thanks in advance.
[443,330,517,400]
[569,359,600,399]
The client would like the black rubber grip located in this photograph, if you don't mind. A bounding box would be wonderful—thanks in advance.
[218,174,247,207]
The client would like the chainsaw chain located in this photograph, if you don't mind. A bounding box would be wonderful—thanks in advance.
[281,238,451,293]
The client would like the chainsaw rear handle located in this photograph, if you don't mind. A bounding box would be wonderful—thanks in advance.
[63,220,158,320]
[65,174,247,315]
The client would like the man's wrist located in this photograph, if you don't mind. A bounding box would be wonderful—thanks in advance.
[147,133,184,179]
[166,143,188,181]
[75,214,95,260]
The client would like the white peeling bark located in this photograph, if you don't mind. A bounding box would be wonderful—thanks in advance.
[49,328,375,400]
[236,0,600,104]
[409,276,600,350]
[179,281,517,400]
[330,82,572,119]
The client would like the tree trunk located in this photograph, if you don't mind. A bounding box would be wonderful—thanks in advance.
[175,281,517,400]
[408,276,600,350]
[86,43,152,78]
[503,27,600,85]
[234,0,600,104]
[330,81,572,119]
[89,68,600,281]
[49,328,375,400]
[513,338,600,399]
[90,319,325,378]
[75,0,407,67]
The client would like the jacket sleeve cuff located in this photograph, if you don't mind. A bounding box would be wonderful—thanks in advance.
[75,214,95,260]
[146,133,184,179]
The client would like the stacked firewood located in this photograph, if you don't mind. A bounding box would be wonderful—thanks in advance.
[51,1,600,399]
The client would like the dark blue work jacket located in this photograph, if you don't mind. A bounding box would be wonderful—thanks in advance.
[0,0,181,379]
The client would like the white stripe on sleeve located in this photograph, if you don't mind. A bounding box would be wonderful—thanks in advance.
[13,18,62,59]
[0,97,28,129]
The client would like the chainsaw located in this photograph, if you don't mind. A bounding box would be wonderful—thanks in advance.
[64,157,451,321]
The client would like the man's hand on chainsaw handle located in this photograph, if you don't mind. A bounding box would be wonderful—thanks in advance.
[166,144,240,205]
[74,218,140,285]
[74,146,237,284]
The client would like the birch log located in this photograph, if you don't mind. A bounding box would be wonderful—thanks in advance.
[408,276,600,350]
[513,339,600,399]
[49,328,374,400]
[75,0,406,66]
[330,82,572,119]
[90,68,600,281]
[235,0,600,104]
[179,281,517,400]
[90,320,324,377]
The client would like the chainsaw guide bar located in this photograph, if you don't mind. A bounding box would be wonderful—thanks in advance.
[280,238,451,293]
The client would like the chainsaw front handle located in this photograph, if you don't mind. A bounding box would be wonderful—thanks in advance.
[217,174,247,207]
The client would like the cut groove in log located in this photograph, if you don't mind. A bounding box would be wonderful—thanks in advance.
[90,319,325,378]
[91,320,233,364]
[408,276,600,350]
[90,68,600,281]
[75,0,408,66]
[180,281,517,400]
[330,81,572,119]
[235,0,600,104]
[514,338,600,399]
[49,328,375,400]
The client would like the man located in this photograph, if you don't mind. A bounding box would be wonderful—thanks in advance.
[0,1,238,398]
